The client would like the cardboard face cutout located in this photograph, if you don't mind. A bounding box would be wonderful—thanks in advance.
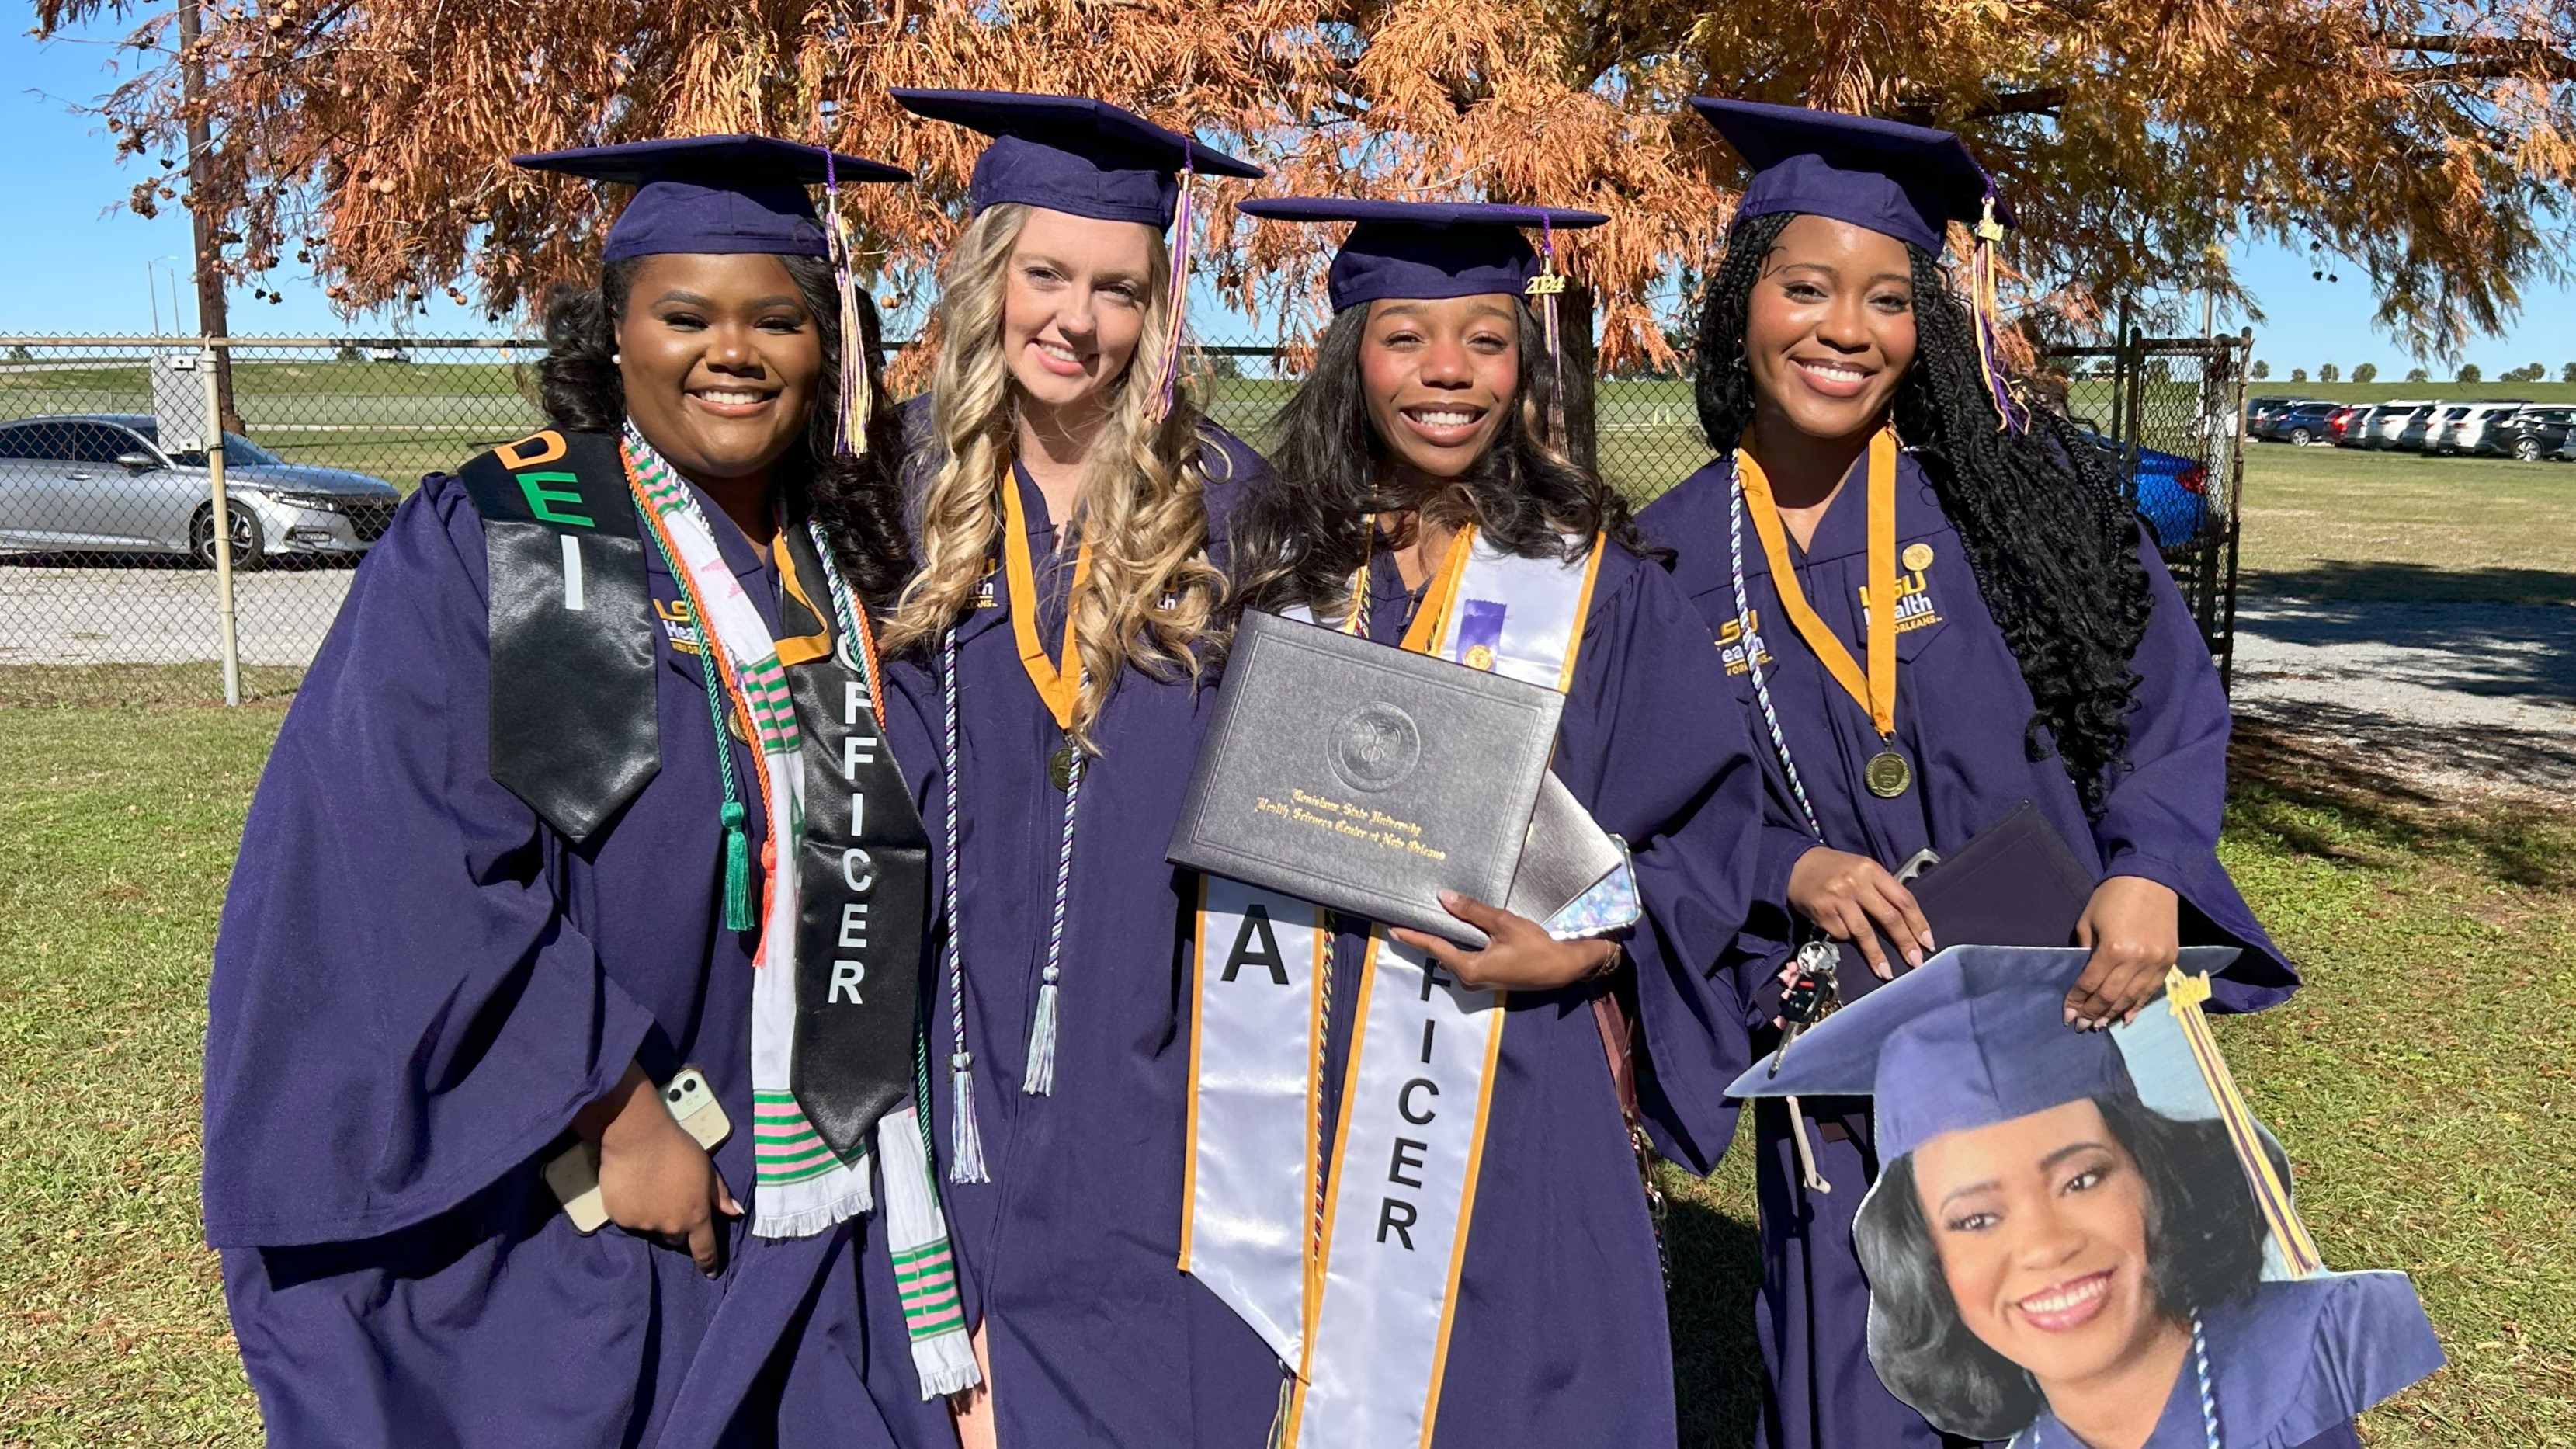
[1731,946,2444,1447]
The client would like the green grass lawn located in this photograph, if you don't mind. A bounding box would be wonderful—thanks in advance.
[2237,445,2576,603]
[2,671,2569,1445]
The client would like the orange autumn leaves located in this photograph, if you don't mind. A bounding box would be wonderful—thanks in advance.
[38,0,2576,363]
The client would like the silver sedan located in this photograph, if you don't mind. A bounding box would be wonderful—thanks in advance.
[0,413,403,568]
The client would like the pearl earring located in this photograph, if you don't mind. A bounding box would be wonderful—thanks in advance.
[610,351,621,364]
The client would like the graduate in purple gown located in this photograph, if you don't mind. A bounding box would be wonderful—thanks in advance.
[866,92,1276,1448]
[1633,102,2303,1449]
[1750,947,2441,1449]
[203,136,974,1449]
[1218,197,1762,1447]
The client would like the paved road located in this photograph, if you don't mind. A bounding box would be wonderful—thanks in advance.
[0,561,352,667]
[2229,596,2576,797]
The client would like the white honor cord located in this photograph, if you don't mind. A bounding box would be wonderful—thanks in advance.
[1023,731,1084,1096]
[2012,1312,2217,1449]
[939,626,989,1183]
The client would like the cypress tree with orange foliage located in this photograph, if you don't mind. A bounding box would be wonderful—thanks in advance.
[36,0,2576,364]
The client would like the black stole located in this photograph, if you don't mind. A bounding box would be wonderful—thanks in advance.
[453,429,658,844]
[776,525,930,1155]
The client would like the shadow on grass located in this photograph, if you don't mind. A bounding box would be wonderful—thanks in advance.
[1668,1190,1765,1449]
[2228,718,2576,891]
[2243,560,2576,607]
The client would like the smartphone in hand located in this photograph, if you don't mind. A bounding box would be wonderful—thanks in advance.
[546,1066,734,1233]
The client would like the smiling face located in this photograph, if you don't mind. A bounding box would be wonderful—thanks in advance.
[1911,1098,2178,1399]
[612,252,822,486]
[1356,293,1521,480]
[1743,214,1918,444]
[1000,207,1158,418]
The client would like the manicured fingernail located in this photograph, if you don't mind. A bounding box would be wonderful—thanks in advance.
[1918,932,1937,951]
[2063,1006,2078,1026]
[1438,889,1460,906]
[1904,947,1923,968]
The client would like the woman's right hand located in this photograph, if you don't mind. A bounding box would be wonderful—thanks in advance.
[578,1062,741,1276]
[1786,846,1935,980]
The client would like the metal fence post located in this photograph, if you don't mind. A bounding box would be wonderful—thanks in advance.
[203,338,242,705]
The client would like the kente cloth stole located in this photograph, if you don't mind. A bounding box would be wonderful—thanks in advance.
[622,429,977,1398]
[1179,530,1604,1448]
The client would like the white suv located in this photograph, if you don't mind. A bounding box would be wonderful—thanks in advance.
[2432,400,2533,455]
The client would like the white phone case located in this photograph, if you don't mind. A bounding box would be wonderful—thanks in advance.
[546,1066,734,1233]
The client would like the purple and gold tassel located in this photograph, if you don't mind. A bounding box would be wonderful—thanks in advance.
[1969,191,2029,435]
[818,106,873,459]
[1524,215,1569,444]
[1148,141,1196,425]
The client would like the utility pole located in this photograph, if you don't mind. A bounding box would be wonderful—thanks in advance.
[175,0,239,431]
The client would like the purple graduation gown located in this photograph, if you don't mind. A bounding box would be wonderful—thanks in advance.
[874,456,1760,1445]
[873,429,1283,1449]
[2019,1274,2440,1449]
[1331,540,1763,1447]
[1637,452,2300,1449]
[205,472,946,1449]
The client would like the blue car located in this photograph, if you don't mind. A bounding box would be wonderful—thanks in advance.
[2081,431,2215,548]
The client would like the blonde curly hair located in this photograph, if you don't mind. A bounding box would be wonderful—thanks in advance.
[883,203,1228,751]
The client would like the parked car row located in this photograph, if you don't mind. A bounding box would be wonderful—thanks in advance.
[2245,395,2576,460]
[0,413,404,568]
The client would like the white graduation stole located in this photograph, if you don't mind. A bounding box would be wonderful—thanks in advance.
[1180,532,1603,1447]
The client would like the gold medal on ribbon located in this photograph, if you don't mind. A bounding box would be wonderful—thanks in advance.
[1865,748,1913,798]
[1737,428,1911,798]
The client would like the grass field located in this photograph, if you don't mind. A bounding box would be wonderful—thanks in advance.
[2,662,2572,1444]
[2236,445,2576,603]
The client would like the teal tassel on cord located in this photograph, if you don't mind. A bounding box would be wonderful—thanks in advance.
[721,800,754,930]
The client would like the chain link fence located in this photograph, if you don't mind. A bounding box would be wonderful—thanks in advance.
[0,332,2210,699]
[0,337,548,693]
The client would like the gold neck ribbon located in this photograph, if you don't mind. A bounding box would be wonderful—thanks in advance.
[1342,519,1475,654]
[1735,428,1901,742]
[999,470,1093,733]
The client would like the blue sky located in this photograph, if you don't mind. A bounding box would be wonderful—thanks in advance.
[8,19,2568,376]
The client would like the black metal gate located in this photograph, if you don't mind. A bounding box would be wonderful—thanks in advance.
[2040,328,2253,689]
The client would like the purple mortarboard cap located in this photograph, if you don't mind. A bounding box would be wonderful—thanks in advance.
[1726,945,2238,1161]
[1689,98,2007,255]
[889,89,1263,228]
[511,135,909,262]
[1234,198,1610,311]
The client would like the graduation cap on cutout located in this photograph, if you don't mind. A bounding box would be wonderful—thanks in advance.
[888,89,1263,228]
[1727,945,2241,1162]
[511,134,911,261]
[1689,98,2029,430]
[1234,197,1611,312]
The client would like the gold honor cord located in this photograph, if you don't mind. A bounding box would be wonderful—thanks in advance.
[1734,428,1911,797]
[999,472,1095,777]
[2165,970,2324,1276]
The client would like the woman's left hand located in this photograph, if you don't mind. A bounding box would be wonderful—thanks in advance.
[2065,875,2182,1030]
[1390,890,1619,992]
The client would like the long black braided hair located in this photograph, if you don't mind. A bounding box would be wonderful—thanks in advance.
[535,254,913,610]
[1231,297,1658,617]
[1692,210,2153,813]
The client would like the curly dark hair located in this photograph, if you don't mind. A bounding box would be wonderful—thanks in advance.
[1692,210,2153,813]
[534,254,912,610]
[1852,1095,2283,1440]
[1229,296,1660,617]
